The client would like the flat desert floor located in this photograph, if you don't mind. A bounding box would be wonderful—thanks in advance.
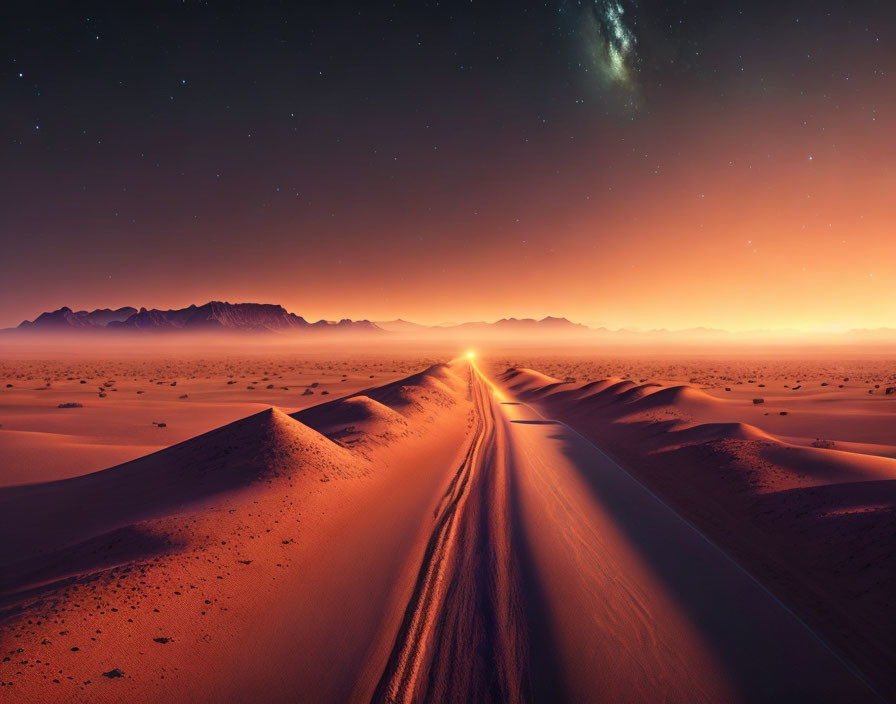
[0,345,892,702]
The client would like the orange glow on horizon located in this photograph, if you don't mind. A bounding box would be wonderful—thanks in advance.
[2,95,892,334]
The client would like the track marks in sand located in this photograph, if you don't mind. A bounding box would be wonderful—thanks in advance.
[371,365,528,704]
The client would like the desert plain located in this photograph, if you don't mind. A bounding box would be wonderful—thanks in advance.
[0,341,893,703]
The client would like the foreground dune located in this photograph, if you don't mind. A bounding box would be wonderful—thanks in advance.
[0,360,885,702]
[0,364,473,702]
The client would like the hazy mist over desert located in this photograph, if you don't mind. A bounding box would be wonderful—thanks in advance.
[2,2,894,703]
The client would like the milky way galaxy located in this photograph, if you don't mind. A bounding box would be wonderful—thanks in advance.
[580,0,640,92]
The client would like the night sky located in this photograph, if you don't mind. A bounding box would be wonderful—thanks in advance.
[2,1,893,330]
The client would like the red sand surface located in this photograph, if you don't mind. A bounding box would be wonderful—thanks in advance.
[0,349,890,702]
[0,362,471,702]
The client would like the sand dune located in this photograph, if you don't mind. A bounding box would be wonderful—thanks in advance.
[0,363,473,701]
[499,368,564,395]
[0,353,434,488]
[359,363,468,412]
[0,409,349,544]
[295,364,466,449]
[655,420,773,447]
[625,383,719,410]
[494,364,895,699]
[296,395,410,446]
[0,359,886,701]
[499,369,722,413]
[758,441,896,486]
[0,409,355,600]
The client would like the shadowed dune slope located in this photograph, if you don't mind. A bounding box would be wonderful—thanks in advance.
[499,368,564,395]
[295,394,409,444]
[626,384,721,411]
[655,421,774,448]
[759,442,896,486]
[359,362,467,412]
[497,366,896,699]
[612,382,664,404]
[0,408,353,567]
[297,364,466,431]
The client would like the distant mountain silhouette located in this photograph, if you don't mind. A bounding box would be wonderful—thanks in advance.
[13,302,382,334]
[12,306,589,336]
[494,316,588,330]
[376,316,590,335]
[12,304,890,341]
[82,307,139,326]
[108,302,308,331]
[18,306,95,329]
[374,318,431,332]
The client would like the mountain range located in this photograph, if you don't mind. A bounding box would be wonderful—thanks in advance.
[13,302,380,334]
[9,301,590,336]
[7,302,896,341]
[375,315,589,335]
